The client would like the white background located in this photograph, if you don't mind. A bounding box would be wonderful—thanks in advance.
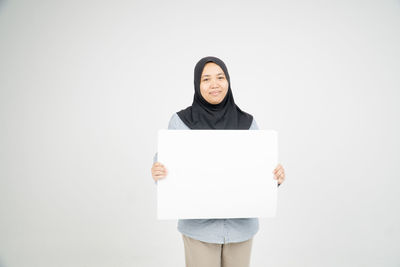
[0,0,399,266]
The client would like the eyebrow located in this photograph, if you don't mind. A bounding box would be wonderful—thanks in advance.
[201,73,225,78]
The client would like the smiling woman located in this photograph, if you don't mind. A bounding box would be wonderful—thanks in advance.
[199,62,229,105]
[151,56,286,267]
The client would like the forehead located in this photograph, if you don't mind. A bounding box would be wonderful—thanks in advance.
[201,62,225,76]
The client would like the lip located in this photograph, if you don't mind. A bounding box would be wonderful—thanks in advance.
[210,91,221,96]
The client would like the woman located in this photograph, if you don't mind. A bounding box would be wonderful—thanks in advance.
[151,56,286,267]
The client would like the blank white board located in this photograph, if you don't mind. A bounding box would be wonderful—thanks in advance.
[157,130,278,220]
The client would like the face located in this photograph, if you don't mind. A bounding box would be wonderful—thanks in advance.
[199,62,229,105]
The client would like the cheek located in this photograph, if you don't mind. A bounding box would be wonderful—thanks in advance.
[222,82,229,93]
[200,86,209,99]
[200,83,208,92]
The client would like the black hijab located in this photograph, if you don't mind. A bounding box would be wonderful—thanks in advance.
[177,56,253,129]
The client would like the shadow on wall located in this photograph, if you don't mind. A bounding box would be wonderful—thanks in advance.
[0,0,7,13]
[1,1,11,267]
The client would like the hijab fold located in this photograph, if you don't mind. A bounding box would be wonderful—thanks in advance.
[177,56,253,129]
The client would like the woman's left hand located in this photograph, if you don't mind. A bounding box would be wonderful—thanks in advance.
[273,164,285,185]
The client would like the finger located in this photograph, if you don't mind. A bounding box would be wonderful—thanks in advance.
[274,164,281,170]
[154,170,167,176]
[154,170,164,176]
[154,174,165,180]
[274,166,282,174]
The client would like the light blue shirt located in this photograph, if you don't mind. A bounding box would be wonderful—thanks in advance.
[154,113,272,244]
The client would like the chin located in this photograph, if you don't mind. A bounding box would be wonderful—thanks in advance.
[211,100,222,104]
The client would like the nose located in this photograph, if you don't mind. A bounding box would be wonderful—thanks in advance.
[210,78,219,88]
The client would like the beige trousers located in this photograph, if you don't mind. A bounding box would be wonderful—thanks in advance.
[182,234,253,267]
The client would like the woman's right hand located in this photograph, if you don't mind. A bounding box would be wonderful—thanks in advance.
[151,162,168,182]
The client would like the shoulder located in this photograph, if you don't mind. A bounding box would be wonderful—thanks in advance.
[169,113,181,123]
[168,113,190,130]
[167,113,180,129]
[249,117,259,130]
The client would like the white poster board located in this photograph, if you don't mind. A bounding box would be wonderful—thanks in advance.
[157,130,278,220]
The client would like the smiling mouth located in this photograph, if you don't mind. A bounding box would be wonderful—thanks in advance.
[210,91,221,96]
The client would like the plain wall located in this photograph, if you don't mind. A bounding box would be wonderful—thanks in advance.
[0,0,399,266]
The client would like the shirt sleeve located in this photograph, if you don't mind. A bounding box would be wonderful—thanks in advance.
[249,118,259,130]
[167,113,179,130]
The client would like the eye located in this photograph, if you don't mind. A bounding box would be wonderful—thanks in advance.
[218,77,225,80]
[203,78,209,82]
